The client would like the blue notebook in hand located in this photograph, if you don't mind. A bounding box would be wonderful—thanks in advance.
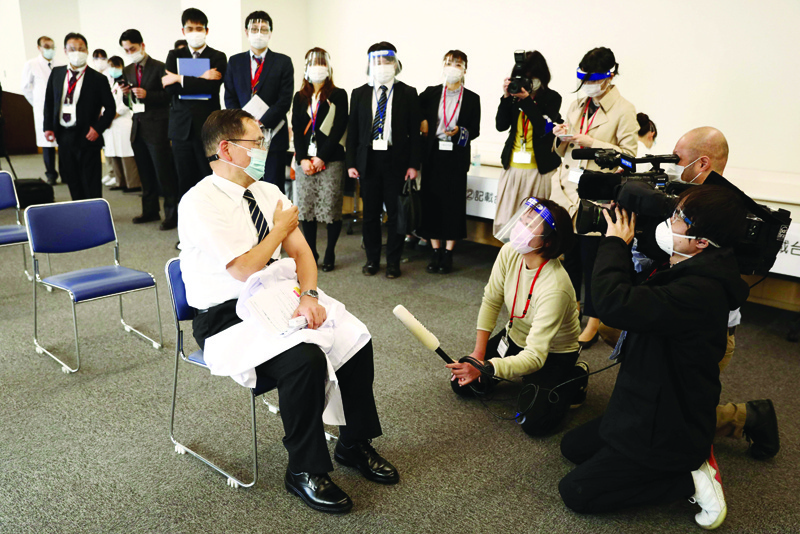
[177,57,212,100]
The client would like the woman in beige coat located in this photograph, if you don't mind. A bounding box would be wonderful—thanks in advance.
[551,47,638,347]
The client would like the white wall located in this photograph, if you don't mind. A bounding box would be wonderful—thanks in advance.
[0,0,27,92]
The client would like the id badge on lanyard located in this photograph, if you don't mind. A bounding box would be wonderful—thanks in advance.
[439,140,453,151]
[132,101,145,113]
[440,86,462,153]
[497,337,509,358]
[512,113,532,164]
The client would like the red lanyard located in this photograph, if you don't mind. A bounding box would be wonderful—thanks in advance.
[507,259,548,331]
[310,99,321,135]
[251,57,265,94]
[136,64,143,86]
[442,86,463,131]
[66,70,84,99]
[520,112,531,148]
[579,99,598,135]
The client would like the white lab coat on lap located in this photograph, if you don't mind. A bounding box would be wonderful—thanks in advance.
[101,79,134,158]
[203,258,371,425]
[21,55,59,148]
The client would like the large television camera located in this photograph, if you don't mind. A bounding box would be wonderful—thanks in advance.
[573,149,791,275]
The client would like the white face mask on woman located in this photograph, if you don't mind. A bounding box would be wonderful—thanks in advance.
[510,220,545,254]
[581,81,605,98]
[443,66,463,84]
[306,66,328,84]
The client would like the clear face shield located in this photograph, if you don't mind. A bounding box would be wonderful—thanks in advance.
[442,55,466,84]
[368,49,401,86]
[494,197,556,254]
[247,19,272,50]
[305,50,331,83]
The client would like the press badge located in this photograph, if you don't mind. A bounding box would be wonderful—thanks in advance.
[308,142,317,157]
[62,104,75,116]
[568,168,584,184]
[372,139,388,151]
[132,102,145,114]
[439,140,453,151]
[497,337,509,358]
[512,151,532,165]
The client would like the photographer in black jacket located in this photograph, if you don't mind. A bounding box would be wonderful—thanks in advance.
[558,185,749,530]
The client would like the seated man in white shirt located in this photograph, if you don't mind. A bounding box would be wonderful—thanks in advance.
[178,109,398,514]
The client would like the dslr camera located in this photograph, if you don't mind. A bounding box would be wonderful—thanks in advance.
[573,149,792,275]
[507,50,532,95]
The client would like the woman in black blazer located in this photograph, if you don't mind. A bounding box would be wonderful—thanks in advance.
[291,48,348,271]
[418,50,481,274]
[494,50,562,234]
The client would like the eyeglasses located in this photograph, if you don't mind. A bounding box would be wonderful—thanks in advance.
[671,208,692,226]
[228,138,267,149]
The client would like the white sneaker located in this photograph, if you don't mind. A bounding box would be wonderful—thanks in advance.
[689,446,727,530]
[102,175,114,186]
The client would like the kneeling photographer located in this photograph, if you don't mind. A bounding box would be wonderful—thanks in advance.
[558,186,749,530]
[446,198,589,437]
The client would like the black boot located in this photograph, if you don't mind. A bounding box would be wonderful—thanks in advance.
[301,221,319,263]
[744,399,780,460]
[426,248,442,273]
[322,221,342,272]
[438,249,453,274]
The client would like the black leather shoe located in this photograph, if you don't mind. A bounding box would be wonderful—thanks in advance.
[123,186,142,193]
[132,213,160,224]
[578,332,599,349]
[426,248,441,273]
[385,263,401,279]
[744,399,780,460]
[322,262,335,272]
[284,468,353,514]
[362,261,379,276]
[159,218,177,231]
[109,185,125,191]
[438,249,453,274]
[334,440,399,485]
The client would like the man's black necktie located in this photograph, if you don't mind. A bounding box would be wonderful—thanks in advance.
[243,189,269,242]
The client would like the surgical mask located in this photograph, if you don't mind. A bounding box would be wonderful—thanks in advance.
[42,48,55,60]
[509,220,543,254]
[655,218,694,258]
[581,82,605,98]
[443,66,463,84]
[93,58,108,72]
[108,68,123,79]
[664,157,702,183]
[220,142,268,180]
[248,32,270,50]
[128,50,145,64]
[185,31,206,49]
[306,66,328,84]
[372,64,395,85]
[530,78,541,91]
[68,51,88,68]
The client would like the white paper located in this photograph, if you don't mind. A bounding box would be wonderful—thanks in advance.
[243,94,269,120]
[243,279,301,336]
[372,139,388,151]
[439,140,454,151]
[568,168,584,184]
[512,151,532,164]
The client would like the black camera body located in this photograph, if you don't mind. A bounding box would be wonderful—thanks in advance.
[507,50,532,95]
[573,150,792,275]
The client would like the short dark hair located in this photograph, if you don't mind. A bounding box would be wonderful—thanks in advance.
[577,47,618,90]
[443,50,468,69]
[637,112,657,138]
[202,109,256,156]
[37,36,53,47]
[119,29,144,46]
[108,56,124,69]
[182,7,208,28]
[174,39,188,49]
[245,11,272,31]
[64,32,88,48]
[678,185,746,248]
[536,199,575,260]
[92,49,107,59]
[516,50,551,88]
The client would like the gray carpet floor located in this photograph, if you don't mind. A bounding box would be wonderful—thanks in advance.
[0,154,798,533]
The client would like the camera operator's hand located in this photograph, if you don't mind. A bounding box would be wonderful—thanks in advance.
[604,205,636,245]
[571,133,595,148]
[510,87,530,100]
[502,77,511,98]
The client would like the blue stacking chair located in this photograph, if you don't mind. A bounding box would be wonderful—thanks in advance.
[0,170,33,280]
[25,199,163,373]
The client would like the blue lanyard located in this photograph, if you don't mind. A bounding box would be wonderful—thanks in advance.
[373,84,394,137]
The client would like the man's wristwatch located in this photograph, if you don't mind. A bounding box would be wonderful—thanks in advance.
[300,289,319,299]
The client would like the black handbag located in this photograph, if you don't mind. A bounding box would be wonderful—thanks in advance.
[15,178,54,209]
[397,179,422,235]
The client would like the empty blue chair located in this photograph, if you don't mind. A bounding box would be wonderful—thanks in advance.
[0,170,33,280]
[25,199,163,373]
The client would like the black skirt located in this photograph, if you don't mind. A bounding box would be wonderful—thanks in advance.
[419,146,468,241]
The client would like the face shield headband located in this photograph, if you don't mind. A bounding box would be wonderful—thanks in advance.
[576,68,613,82]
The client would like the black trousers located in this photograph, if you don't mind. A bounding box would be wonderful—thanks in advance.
[193,300,382,474]
[172,134,211,200]
[451,330,587,436]
[360,149,404,265]
[261,149,286,193]
[133,132,178,223]
[42,146,58,181]
[58,130,102,200]
[562,235,602,318]
[559,417,695,513]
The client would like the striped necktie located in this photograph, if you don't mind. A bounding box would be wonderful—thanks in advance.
[242,189,270,242]
[192,51,200,59]
[372,85,388,140]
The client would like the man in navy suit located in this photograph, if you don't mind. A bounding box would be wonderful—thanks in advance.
[162,7,227,199]
[43,32,115,200]
[223,10,293,192]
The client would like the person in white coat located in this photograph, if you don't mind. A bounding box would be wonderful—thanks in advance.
[21,36,60,184]
[102,56,141,192]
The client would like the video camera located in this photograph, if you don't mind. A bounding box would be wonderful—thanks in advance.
[573,149,792,275]
[507,50,532,95]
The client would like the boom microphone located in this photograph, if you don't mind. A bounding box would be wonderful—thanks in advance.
[393,305,455,364]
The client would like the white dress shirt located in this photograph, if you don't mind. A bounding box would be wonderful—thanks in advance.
[178,173,291,310]
[59,65,88,128]
[249,49,266,77]
[370,80,394,144]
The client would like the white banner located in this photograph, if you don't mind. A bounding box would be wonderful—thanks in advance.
[466,174,500,219]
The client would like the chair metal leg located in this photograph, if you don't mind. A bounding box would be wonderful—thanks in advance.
[32,278,81,373]
[45,254,52,292]
[21,244,32,281]
[119,284,163,349]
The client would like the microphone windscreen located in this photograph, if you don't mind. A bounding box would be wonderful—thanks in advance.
[393,305,440,351]
[571,148,599,160]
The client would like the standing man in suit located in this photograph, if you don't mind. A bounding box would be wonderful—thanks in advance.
[347,43,421,279]
[162,7,227,199]
[120,29,179,230]
[22,36,61,185]
[43,33,115,201]
[223,11,293,192]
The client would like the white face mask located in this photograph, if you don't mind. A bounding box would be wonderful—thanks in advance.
[443,66,463,84]
[248,32,270,50]
[42,48,55,60]
[530,78,542,91]
[372,64,395,85]
[510,220,545,254]
[655,218,695,258]
[581,81,605,98]
[128,50,145,64]
[68,51,88,68]
[306,66,328,84]
[664,157,702,183]
[93,58,108,72]
[185,31,206,49]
